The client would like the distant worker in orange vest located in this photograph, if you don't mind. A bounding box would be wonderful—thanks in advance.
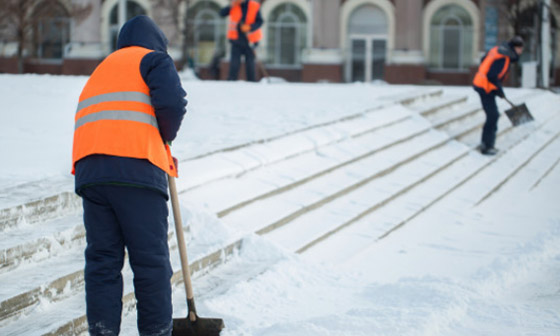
[72,16,186,335]
[473,36,524,155]
[220,0,264,81]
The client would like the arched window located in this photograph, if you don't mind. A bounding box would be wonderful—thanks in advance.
[186,1,226,66]
[430,5,473,70]
[267,3,307,67]
[33,1,70,59]
[347,4,388,82]
[348,4,388,35]
[109,1,147,51]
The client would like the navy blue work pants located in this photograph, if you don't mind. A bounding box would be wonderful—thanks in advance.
[228,42,256,82]
[477,90,500,149]
[81,185,173,336]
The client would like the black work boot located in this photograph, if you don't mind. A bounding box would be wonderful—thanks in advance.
[480,143,499,155]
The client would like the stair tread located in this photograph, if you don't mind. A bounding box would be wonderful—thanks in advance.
[223,129,451,235]
[186,115,430,215]
[264,140,468,252]
[176,104,412,192]
[304,103,560,263]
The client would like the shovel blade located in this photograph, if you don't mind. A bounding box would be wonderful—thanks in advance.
[505,103,534,126]
[172,316,225,336]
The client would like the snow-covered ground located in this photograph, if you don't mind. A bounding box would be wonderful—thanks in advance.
[0,75,407,190]
[1,74,559,335]
[200,162,560,336]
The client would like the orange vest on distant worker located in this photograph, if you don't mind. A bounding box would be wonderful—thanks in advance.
[72,46,177,177]
[227,0,262,43]
[473,46,511,94]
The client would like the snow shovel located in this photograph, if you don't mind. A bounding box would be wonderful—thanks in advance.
[251,47,271,83]
[503,97,534,126]
[168,175,225,336]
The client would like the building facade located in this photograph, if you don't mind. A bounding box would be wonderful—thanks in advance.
[0,0,558,86]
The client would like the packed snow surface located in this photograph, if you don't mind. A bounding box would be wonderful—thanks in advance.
[0,74,559,335]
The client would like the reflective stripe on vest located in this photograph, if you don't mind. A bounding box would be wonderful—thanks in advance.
[473,46,510,94]
[227,0,262,43]
[74,92,157,130]
[72,46,177,177]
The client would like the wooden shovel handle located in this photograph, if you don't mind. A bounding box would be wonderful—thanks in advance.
[503,97,516,108]
[168,175,197,322]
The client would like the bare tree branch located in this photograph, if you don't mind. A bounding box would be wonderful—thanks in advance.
[0,0,92,73]
[151,0,192,69]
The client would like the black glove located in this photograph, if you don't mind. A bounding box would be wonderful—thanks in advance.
[496,90,505,99]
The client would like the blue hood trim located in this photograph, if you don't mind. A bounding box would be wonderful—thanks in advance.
[117,15,168,52]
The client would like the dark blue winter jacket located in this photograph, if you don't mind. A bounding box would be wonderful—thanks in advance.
[474,42,520,97]
[74,15,187,199]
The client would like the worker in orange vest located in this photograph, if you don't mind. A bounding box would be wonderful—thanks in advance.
[220,0,264,81]
[473,36,524,155]
[72,16,186,335]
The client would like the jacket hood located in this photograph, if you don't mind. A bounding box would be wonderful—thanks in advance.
[117,15,168,52]
[498,42,520,62]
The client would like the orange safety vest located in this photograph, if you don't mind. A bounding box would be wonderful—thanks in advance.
[473,46,510,94]
[227,0,262,43]
[72,46,177,177]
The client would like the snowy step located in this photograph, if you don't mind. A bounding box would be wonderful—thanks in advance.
[184,93,527,222]
[186,96,530,224]
[222,129,451,236]
[185,87,441,162]
[429,103,481,128]
[0,106,417,272]
[0,90,439,230]
[186,115,431,217]
[0,213,83,274]
[0,104,412,260]
[0,113,430,325]
[173,89,439,191]
[0,192,80,232]
[424,92,532,141]
[513,135,560,193]
[377,114,560,238]
[0,96,488,281]
[263,139,469,253]
[0,246,85,325]
[304,101,560,264]
[2,87,552,335]
[457,92,550,147]
[175,104,413,192]
[460,115,560,206]
[379,88,442,106]
[0,215,242,334]
[411,94,468,116]
[0,176,74,213]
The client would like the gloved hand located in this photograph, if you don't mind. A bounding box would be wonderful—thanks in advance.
[172,156,179,175]
[497,90,505,99]
[240,24,251,33]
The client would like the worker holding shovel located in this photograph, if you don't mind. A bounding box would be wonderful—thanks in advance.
[220,0,264,81]
[473,36,524,155]
[72,16,186,335]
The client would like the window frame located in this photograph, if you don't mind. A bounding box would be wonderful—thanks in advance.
[187,2,227,67]
[108,0,147,52]
[267,3,307,69]
[423,0,479,73]
[33,2,71,61]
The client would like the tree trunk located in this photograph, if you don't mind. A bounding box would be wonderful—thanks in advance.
[16,26,24,74]
[181,0,191,70]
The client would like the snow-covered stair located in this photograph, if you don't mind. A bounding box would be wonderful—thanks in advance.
[304,92,560,263]
[1,87,558,336]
